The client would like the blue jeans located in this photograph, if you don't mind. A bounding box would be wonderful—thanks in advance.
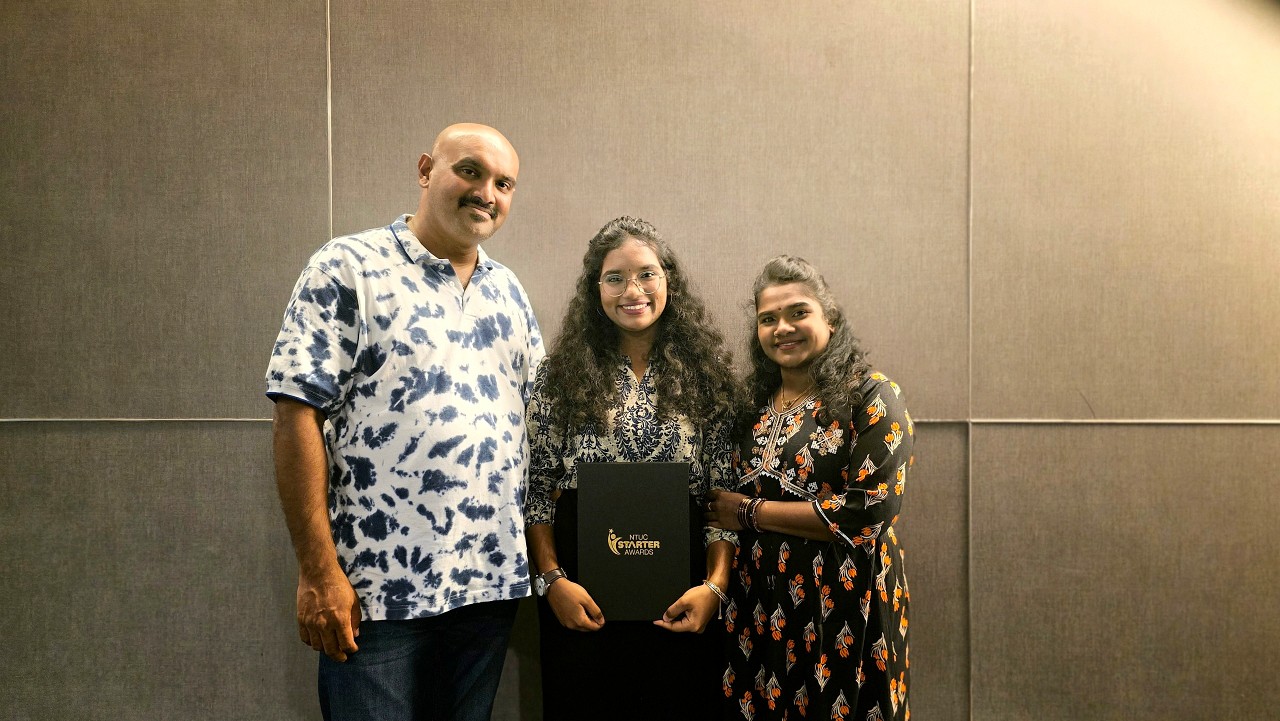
[318,599,518,721]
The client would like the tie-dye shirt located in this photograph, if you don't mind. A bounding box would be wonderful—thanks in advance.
[265,215,544,620]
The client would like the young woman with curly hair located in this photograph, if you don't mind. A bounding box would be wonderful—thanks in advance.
[707,256,915,721]
[525,216,740,719]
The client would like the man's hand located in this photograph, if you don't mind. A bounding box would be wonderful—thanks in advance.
[546,579,605,632]
[296,565,361,662]
[273,398,359,661]
[653,583,719,634]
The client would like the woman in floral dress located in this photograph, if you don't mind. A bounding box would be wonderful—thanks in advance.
[708,256,914,721]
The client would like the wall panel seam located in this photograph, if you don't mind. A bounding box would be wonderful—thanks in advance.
[5,418,1278,424]
[969,419,1280,425]
[966,1,976,719]
[326,0,334,242]
[0,418,272,423]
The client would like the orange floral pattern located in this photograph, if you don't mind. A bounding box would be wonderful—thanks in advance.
[723,374,912,720]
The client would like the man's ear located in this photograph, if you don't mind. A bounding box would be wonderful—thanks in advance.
[417,153,433,187]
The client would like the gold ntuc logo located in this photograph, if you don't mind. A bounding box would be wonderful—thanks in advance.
[607,528,662,556]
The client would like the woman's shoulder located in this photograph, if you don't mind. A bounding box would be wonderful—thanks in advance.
[535,351,631,394]
[532,357,552,381]
[846,369,907,415]
[858,369,904,395]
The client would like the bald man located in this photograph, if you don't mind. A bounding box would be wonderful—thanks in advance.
[266,124,544,721]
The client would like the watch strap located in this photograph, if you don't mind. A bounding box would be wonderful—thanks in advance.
[534,567,567,596]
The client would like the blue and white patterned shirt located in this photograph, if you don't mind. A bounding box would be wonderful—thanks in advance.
[266,215,544,620]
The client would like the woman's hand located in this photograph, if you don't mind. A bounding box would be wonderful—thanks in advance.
[703,489,750,530]
[546,579,606,632]
[653,583,720,633]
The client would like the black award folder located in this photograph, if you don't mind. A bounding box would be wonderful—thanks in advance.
[576,462,693,621]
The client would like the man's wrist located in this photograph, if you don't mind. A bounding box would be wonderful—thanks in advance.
[533,567,567,596]
[297,551,344,579]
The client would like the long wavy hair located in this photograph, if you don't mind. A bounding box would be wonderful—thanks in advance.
[743,255,870,430]
[541,216,739,431]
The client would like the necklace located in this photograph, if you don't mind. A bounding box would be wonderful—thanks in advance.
[774,384,815,412]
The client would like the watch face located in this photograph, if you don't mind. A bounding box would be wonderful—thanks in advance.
[533,576,546,596]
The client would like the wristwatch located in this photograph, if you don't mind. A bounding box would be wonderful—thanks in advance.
[533,567,567,596]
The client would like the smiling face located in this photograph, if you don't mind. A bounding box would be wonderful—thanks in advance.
[598,237,668,343]
[755,282,833,372]
[414,125,519,250]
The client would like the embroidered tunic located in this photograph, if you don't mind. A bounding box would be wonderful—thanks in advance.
[723,373,913,721]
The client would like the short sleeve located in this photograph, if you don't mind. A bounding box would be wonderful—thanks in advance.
[701,415,740,547]
[264,265,362,414]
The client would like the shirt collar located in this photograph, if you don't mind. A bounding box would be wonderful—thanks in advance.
[390,214,495,277]
[617,355,656,377]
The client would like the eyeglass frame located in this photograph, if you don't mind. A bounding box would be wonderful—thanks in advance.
[597,270,666,297]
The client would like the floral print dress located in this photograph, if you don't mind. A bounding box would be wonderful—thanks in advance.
[723,372,914,721]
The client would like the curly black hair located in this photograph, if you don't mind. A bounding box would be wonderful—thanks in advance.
[743,255,870,429]
[540,216,739,431]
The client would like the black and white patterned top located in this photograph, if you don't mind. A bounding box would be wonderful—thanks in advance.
[524,358,737,548]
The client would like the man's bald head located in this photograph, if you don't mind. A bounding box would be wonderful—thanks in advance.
[430,124,518,168]
[408,123,520,257]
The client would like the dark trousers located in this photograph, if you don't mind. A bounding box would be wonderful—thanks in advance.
[318,599,519,721]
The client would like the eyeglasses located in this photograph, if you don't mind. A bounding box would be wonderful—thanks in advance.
[598,270,665,297]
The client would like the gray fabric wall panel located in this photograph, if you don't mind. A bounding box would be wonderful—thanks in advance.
[971,0,1280,420]
[0,421,962,720]
[326,0,971,421]
[0,0,329,419]
[971,424,1280,720]
[0,422,315,720]
[9,0,1278,719]
[899,422,970,721]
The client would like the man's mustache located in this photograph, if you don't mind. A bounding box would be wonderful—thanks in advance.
[459,197,496,218]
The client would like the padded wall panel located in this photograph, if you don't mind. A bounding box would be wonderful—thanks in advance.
[0,0,329,419]
[0,422,314,720]
[971,0,1280,420]
[0,419,962,720]
[327,0,971,420]
[0,420,538,720]
[971,424,1280,720]
[899,422,970,721]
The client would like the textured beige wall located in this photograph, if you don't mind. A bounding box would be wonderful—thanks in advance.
[2,0,1277,719]
[972,424,1280,720]
[968,2,1280,718]
[329,0,971,421]
[1,0,329,419]
[972,0,1280,420]
[0,423,314,717]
